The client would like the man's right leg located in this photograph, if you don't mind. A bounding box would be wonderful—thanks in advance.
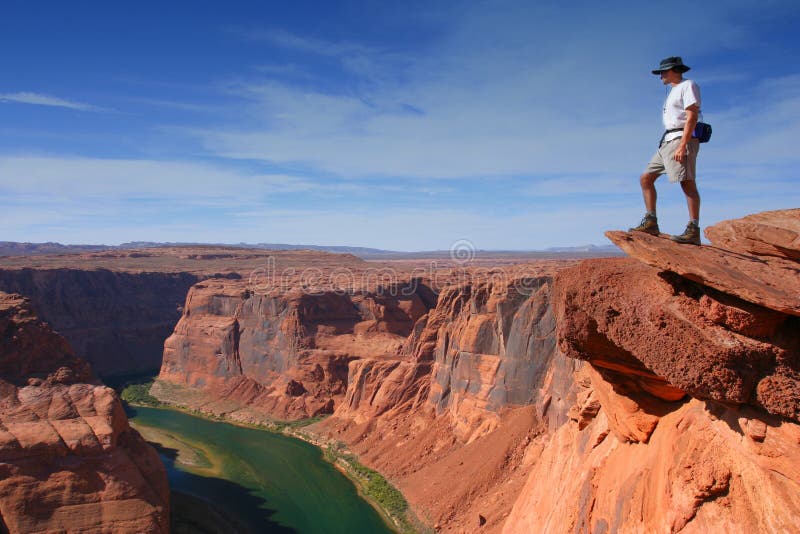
[640,172,660,213]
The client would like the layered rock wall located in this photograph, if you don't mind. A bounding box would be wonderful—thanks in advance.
[154,278,435,419]
[0,292,169,533]
[314,270,581,531]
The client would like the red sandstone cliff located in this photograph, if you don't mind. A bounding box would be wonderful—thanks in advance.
[154,278,437,420]
[0,292,169,533]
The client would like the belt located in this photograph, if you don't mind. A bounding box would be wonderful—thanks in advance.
[659,127,683,148]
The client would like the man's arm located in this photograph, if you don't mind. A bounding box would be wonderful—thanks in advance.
[674,103,700,163]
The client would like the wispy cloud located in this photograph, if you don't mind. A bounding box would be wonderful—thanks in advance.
[0,92,108,112]
[0,156,319,201]
[239,27,378,59]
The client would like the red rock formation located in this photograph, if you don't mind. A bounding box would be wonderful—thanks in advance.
[503,371,800,533]
[154,278,435,420]
[312,211,799,532]
[553,257,798,420]
[0,292,169,533]
[314,267,582,531]
[606,231,800,316]
[705,208,800,260]
[9,212,795,533]
[498,214,800,533]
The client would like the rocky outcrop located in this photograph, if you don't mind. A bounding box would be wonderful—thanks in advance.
[503,376,800,533]
[0,292,169,533]
[554,256,798,421]
[0,269,200,377]
[606,231,800,316]
[499,211,800,533]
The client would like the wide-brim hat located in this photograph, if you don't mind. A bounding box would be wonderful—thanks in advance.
[652,56,691,75]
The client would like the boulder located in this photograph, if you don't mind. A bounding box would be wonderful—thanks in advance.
[553,258,799,420]
[705,208,800,261]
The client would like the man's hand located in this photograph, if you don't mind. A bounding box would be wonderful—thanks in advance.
[674,142,688,163]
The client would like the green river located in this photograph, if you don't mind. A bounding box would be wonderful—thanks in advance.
[128,406,395,534]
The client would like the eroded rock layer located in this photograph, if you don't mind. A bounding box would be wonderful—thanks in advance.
[553,257,799,420]
[0,292,169,533]
[705,208,800,260]
[154,278,437,420]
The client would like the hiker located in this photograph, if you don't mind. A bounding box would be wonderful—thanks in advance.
[631,56,703,245]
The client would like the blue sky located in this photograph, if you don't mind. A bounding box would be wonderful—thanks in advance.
[1,0,799,250]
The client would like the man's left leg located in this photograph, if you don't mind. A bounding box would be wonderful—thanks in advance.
[681,179,700,221]
[672,179,701,245]
[671,140,701,245]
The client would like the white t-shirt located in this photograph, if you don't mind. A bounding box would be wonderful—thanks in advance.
[662,79,702,143]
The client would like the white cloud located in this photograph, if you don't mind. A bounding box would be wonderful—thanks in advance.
[193,3,799,183]
[0,154,443,216]
[0,92,107,112]
[241,27,378,59]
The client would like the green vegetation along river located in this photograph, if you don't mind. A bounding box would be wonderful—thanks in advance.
[128,406,395,534]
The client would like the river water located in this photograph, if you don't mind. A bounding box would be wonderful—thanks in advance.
[128,406,395,534]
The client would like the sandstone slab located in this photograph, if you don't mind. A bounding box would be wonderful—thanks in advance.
[606,230,800,315]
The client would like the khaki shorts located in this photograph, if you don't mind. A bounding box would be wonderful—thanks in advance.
[645,138,700,183]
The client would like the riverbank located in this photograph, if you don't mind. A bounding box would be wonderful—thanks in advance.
[121,380,429,534]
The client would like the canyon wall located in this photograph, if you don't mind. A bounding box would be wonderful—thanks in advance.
[0,291,169,533]
[0,268,199,377]
[153,278,437,420]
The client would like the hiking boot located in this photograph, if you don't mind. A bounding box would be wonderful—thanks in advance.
[671,222,701,245]
[629,214,660,236]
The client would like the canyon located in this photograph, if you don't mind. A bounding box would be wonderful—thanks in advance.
[0,208,797,533]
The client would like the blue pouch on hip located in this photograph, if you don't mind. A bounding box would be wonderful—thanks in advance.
[693,122,712,143]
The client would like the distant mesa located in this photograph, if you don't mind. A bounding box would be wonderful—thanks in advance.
[0,240,624,260]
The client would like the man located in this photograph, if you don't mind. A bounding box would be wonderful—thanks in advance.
[630,56,703,245]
